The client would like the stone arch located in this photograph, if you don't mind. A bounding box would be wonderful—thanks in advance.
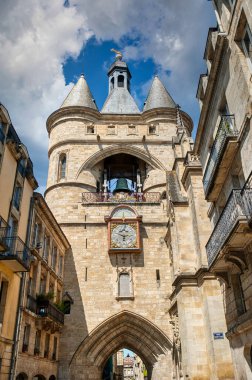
[70,311,172,380]
[16,374,28,380]
[76,145,166,180]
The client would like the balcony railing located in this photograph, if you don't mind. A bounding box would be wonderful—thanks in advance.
[0,237,31,271]
[26,295,64,325]
[0,217,10,251]
[82,192,161,204]
[203,115,238,197]
[242,171,252,219]
[206,189,252,266]
[37,300,64,325]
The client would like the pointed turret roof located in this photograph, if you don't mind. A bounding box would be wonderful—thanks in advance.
[143,76,176,111]
[61,74,97,110]
[101,58,140,114]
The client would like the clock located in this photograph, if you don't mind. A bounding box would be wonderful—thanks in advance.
[105,206,142,254]
[111,224,137,248]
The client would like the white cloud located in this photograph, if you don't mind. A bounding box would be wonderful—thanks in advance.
[0,0,215,189]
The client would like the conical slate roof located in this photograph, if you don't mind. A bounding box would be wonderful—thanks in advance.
[101,88,140,114]
[61,74,97,110]
[143,76,176,111]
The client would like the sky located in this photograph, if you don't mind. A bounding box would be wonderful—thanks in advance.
[0,0,216,193]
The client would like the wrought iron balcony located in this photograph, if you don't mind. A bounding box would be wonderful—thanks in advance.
[206,189,252,267]
[37,299,64,325]
[26,295,64,325]
[0,217,10,251]
[203,115,238,200]
[82,192,161,204]
[0,236,31,271]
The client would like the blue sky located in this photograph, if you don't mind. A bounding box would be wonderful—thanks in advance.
[0,0,216,193]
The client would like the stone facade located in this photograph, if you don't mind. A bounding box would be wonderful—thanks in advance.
[195,0,252,379]
[45,56,234,379]
[15,193,70,380]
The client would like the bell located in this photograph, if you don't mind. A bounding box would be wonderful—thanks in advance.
[113,178,131,193]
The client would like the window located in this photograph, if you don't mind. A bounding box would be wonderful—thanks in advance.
[118,75,124,88]
[44,334,50,358]
[13,185,22,210]
[34,330,41,355]
[32,222,41,248]
[51,246,57,271]
[52,336,57,360]
[148,124,157,135]
[63,300,71,314]
[231,274,246,316]
[40,277,46,294]
[110,77,114,91]
[22,324,30,352]
[118,273,131,297]
[58,255,63,277]
[43,235,50,261]
[0,280,8,324]
[242,24,252,65]
[58,153,66,180]
[86,124,95,134]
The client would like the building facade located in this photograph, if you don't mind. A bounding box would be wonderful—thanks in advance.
[15,192,70,380]
[195,0,252,379]
[44,53,234,379]
[0,104,37,379]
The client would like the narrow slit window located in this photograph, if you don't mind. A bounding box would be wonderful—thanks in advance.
[58,154,66,180]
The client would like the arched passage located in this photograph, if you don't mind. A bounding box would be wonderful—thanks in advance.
[70,311,172,380]
[16,374,28,380]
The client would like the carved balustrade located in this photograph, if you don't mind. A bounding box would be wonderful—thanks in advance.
[82,192,161,204]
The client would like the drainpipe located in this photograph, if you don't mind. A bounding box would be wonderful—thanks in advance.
[9,195,35,380]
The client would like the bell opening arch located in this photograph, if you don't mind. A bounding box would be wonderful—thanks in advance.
[76,145,167,194]
[69,311,172,380]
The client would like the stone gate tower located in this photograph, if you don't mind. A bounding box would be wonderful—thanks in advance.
[45,55,234,380]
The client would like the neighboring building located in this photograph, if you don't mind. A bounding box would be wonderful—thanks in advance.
[195,0,252,379]
[0,104,38,379]
[44,52,234,379]
[15,192,70,380]
[123,355,134,380]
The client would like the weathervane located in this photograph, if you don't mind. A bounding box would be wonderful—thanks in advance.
[111,48,123,61]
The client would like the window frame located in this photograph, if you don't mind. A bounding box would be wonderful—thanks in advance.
[242,23,252,69]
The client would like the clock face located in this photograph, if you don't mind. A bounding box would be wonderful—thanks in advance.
[111,224,137,248]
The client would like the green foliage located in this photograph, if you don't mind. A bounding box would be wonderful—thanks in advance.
[36,291,54,302]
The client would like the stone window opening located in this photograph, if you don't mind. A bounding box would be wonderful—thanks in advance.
[16,373,28,380]
[148,124,157,135]
[86,124,95,134]
[58,153,66,180]
[242,24,252,66]
[118,75,124,88]
[231,273,246,316]
[52,337,58,361]
[44,333,50,358]
[22,324,30,352]
[34,330,41,355]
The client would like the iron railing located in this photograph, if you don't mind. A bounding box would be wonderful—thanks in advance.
[82,192,161,204]
[203,115,238,196]
[0,217,9,247]
[242,171,252,217]
[37,300,64,324]
[206,189,252,266]
[0,236,31,270]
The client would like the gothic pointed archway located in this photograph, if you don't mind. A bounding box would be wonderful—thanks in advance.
[70,311,172,380]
